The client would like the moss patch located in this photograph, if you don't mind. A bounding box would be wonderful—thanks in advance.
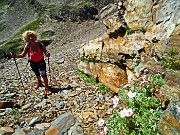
[0,38,23,59]
[14,18,41,37]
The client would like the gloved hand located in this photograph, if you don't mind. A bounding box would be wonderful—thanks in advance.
[6,53,12,59]
[46,52,50,57]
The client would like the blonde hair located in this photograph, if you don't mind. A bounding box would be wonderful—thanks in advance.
[22,30,37,42]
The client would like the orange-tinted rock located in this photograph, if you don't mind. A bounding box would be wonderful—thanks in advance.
[78,62,128,93]
[0,101,14,109]
[45,127,59,135]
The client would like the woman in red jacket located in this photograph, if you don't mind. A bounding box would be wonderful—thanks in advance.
[11,30,51,96]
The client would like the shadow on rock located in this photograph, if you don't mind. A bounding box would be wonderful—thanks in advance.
[50,85,73,93]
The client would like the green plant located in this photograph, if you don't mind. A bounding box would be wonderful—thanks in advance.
[0,21,6,32]
[80,56,86,61]
[76,70,109,94]
[73,1,94,10]
[0,120,6,126]
[167,49,178,57]
[106,73,165,135]
[11,108,19,115]
[0,0,11,9]
[162,57,180,70]
[80,56,98,63]
[76,70,96,83]
[42,3,57,10]
[40,30,55,39]
[125,25,135,35]
[97,83,109,94]
[150,73,165,88]
[161,48,180,70]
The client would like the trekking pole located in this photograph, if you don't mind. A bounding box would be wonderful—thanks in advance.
[48,57,51,83]
[11,53,24,89]
[23,61,33,88]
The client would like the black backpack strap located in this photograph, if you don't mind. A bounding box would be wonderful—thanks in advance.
[26,43,30,60]
[27,42,44,53]
[38,42,44,53]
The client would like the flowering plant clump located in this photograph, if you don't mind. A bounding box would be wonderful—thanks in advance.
[106,73,165,135]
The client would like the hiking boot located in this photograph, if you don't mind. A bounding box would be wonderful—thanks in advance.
[35,80,43,89]
[45,87,52,95]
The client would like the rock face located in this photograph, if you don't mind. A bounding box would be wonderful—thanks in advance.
[78,0,180,93]
[158,100,180,135]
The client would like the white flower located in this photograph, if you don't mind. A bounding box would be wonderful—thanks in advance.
[112,96,120,108]
[127,91,136,98]
[119,108,127,118]
[120,108,133,117]
[98,119,104,127]
[125,108,133,117]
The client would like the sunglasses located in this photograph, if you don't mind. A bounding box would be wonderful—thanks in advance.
[27,33,33,39]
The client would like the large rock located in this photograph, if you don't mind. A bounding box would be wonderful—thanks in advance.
[45,113,76,135]
[78,61,127,93]
[78,0,180,93]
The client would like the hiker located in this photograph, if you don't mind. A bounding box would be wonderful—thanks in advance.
[11,30,51,95]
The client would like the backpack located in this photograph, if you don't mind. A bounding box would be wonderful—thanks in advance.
[26,42,44,61]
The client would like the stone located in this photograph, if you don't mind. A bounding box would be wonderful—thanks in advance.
[81,112,93,119]
[34,101,47,109]
[68,125,84,135]
[124,0,153,30]
[55,58,64,64]
[21,103,32,110]
[35,123,50,131]
[99,4,117,19]
[29,117,42,126]
[49,113,76,134]
[12,128,26,135]
[0,127,14,134]
[164,70,180,89]
[27,129,43,135]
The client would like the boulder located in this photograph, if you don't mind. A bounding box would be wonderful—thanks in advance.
[45,113,76,135]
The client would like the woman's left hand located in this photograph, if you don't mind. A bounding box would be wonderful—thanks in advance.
[46,52,50,57]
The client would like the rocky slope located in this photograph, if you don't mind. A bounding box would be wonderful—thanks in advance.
[0,0,180,134]
[0,21,108,135]
[0,1,113,134]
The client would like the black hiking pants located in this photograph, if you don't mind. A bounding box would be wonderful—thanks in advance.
[30,59,47,78]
